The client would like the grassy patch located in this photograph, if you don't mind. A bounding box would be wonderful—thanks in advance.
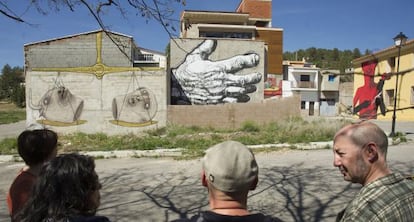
[0,110,25,125]
[0,138,17,154]
[0,117,351,158]
[0,103,26,124]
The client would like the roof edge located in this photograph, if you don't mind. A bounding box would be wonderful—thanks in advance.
[24,29,133,47]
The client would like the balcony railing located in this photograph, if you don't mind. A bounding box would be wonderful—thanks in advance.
[135,54,155,62]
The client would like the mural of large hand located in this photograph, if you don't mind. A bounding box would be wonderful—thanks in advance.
[172,39,262,105]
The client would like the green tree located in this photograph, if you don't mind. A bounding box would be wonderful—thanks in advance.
[0,64,25,107]
[283,47,370,82]
[352,48,361,59]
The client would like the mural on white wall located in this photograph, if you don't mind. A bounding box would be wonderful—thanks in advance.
[29,81,85,126]
[171,39,262,105]
[29,31,161,129]
[111,87,158,127]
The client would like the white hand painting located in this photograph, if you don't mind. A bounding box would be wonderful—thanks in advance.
[172,39,262,105]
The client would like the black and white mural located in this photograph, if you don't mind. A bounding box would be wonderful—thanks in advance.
[171,39,263,105]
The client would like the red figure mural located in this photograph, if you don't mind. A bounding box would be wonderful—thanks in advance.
[353,60,388,119]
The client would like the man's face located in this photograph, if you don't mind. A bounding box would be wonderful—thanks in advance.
[333,136,368,185]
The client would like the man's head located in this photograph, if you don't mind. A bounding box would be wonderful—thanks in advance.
[202,140,259,194]
[333,121,388,185]
[17,129,58,166]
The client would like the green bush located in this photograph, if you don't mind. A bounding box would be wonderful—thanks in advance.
[240,121,261,132]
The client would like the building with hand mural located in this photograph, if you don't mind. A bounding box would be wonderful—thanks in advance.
[170,0,283,104]
[24,30,168,135]
[352,38,414,120]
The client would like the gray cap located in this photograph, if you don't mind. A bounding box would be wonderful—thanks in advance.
[202,141,259,193]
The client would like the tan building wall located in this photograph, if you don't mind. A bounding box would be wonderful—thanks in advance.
[352,39,414,120]
[168,96,300,129]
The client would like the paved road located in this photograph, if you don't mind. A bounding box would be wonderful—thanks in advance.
[1,142,413,222]
[0,120,25,140]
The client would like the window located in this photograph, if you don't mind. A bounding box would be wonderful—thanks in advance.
[388,57,396,72]
[300,75,310,81]
[386,89,395,106]
[301,101,306,110]
[199,31,253,39]
[411,86,414,105]
[328,75,335,82]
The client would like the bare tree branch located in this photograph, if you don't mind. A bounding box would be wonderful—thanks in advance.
[0,9,25,22]
[0,1,25,22]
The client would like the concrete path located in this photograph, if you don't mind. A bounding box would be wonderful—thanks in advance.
[1,142,413,222]
[0,120,25,140]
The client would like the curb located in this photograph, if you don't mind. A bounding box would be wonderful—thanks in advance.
[0,139,401,163]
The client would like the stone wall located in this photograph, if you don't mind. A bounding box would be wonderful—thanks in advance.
[167,96,300,129]
[25,31,133,68]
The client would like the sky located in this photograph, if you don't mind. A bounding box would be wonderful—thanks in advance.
[1,0,414,69]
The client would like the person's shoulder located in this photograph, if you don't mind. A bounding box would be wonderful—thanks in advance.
[170,212,284,222]
[260,214,284,222]
[69,215,111,222]
[170,215,201,222]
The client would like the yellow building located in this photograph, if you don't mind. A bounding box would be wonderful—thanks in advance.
[352,38,414,120]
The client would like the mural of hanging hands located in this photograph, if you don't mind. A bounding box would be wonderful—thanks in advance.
[111,87,158,127]
[172,39,262,105]
[31,86,85,126]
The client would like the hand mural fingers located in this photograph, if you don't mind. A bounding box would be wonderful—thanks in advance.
[223,95,250,103]
[171,39,262,105]
[186,92,223,104]
[224,86,255,103]
[184,39,216,64]
[225,72,262,86]
[186,84,254,104]
[211,53,260,73]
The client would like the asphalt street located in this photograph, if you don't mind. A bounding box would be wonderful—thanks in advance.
[0,119,413,221]
[0,142,413,221]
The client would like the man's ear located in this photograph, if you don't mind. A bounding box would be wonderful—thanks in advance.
[249,176,258,190]
[202,171,208,187]
[365,143,379,163]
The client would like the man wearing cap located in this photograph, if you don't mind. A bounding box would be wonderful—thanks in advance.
[177,140,283,222]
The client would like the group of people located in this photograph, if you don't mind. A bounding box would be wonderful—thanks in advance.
[6,121,414,221]
[7,127,109,222]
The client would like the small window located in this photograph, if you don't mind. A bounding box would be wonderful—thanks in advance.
[386,89,395,106]
[301,101,306,109]
[328,75,335,82]
[300,75,310,81]
[388,57,396,72]
[411,86,414,105]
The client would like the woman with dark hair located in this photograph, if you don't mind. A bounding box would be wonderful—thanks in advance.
[15,153,110,222]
